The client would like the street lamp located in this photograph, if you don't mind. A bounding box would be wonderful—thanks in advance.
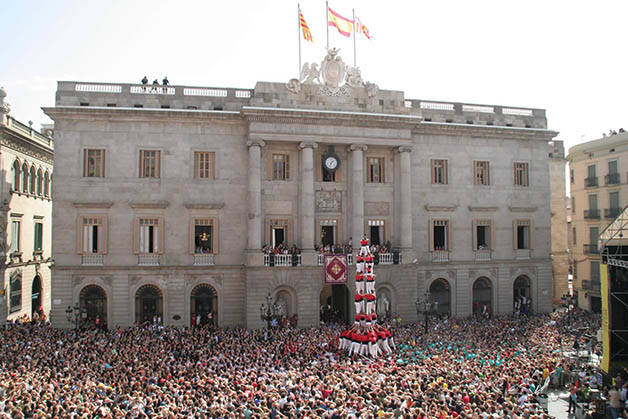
[415,292,439,334]
[259,293,279,329]
[65,303,84,330]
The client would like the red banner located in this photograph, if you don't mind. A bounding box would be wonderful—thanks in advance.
[324,254,347,284]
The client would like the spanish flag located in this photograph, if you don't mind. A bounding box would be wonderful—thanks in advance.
[299,10,313,42]
[356,17,372,40]
[328,7,354,38]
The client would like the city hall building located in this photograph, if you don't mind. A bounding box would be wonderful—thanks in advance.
[45,51,558,329]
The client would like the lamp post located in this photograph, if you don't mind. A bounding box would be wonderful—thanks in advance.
[259,293,279,329]
[415,292,439,334]
[65,303,84,330]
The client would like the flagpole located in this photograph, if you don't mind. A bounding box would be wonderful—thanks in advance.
[298,4,302,78]
[326,1,329,51]
[352,9,356,67]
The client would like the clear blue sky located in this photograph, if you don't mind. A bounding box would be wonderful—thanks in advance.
[2,0,626,151]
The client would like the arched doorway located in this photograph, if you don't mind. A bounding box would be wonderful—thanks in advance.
[190,284,217,326]
[31,276,42,319]
[135,285,163,325]
[513,275,531,314]
[273,288,297,327]
[79,285,107,328]
[376,286,392,319]
[473,277,492,317]
[320,284,349,324]
[429,278,451,316]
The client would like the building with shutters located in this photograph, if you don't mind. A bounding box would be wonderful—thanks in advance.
[0,88,54,324]
[44,51,557,329]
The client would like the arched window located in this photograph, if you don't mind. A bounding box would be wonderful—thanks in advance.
[29,166,36,194]
[36,169,43,196]
[21,163,28,193]
[10,272,22,313]
[12,160,20,191]
[44,171,50,197]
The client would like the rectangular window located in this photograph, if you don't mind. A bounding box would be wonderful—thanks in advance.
[590,261,600,283]
[9,274,21,313]
[433,220,449,250]
[610,191,619,209]
[589,226,599,245]
[573,227,577,245]
[570,169,574,184]
[587,164,597,178]
[139,218,159,253]
[139,150,161,178]
[608,160,618,174]
[34,222,43,252]
[10,220,20,254]
[82,217,104,254]
[588,194,598,210]
[431,159,448,184]
[515,220,531,249]
[514,162,529,186]
[571,196,575,212]
[272,154,289,180]
[473,161,490,185]
[194,219,213,254]
[83,149,105,177]
[475,220,492,250]
[368,220,385,246]
[367,157,384,183]
[194,151,215,179]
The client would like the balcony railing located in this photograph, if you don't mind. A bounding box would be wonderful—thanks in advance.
[585,177,598,187]
[264,254,301,267]
[581,280,601,292]
[193,254,215,266]
[515,249,531,260]
[583,244,599,254]
[431,250,449,263]
[605,173,620,185]
[138,254,160,266]
[584,209,600,219]
[317,253,354,266]
[605,208,621,219]
[475,249,492,261]
[81,254,104,266]
[377,253,393,264]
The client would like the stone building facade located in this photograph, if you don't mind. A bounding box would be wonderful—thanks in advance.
[567,131,628,312]
[0,88,54,324]
[548,141,569,302]
[44,53,557,329]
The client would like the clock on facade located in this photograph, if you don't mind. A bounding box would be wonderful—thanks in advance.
[323,154,340,172]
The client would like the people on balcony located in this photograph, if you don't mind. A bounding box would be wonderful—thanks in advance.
[261,243,300,255]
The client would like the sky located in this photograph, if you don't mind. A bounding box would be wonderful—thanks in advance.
[1,0,626,152]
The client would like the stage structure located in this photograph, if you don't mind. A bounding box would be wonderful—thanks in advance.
[340,237,393,357]
[599,204,628,374]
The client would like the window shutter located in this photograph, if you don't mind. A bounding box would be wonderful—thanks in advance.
[490,220,495,250]
[381,158,385,183]
[157,217,164,254]
[529,220,534,250]
[210,152,216,180]
[77,217,84,254]
[447,220,452,251]
[133,218,140,254]
[472,220,477,251]
[429,219,434,252]
[512,220,518,250]
[102,217,108,255]
[444,160,448,184]
[194,152,200,178]
[156,151,161,178]
[285,155,290,180]
[212,218,219,254]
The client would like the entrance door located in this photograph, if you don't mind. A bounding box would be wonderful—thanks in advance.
[370,226,380,246]
[320,284,349,324]
[430,278,451,316]
[272,228,285,248]
[321,225,334,247]
[80,285,107,329]
[31,276,42,319]
[190,284,217,326]
[135,285,163,324]
[473,277,492,317]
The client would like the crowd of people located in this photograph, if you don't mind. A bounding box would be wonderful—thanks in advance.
[0,308,623,418]
[262,243,301,255]
[602,128,626,137]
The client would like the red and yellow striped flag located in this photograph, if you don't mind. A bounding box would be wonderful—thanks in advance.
[356,18,372,40]
[299,10,313,42]
[328,7,354,38]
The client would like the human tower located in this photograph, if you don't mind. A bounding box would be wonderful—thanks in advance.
[339,236,394,357]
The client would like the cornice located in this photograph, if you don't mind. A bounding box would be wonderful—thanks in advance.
[42,106,242,124]
[183,203,225,210]
[0,132,54,164]
[425,205,458,212]
[72,202,114,209]
[415,121,558,141]
[129,201,170,209]
[509,206,538,212]
[468,206,498,212]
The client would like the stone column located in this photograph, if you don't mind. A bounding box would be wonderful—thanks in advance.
[348,144,368,244]
[299,142,318,255]
[398,146,413,253]
[246,140,265,264]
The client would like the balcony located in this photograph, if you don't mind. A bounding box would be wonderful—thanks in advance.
[475,249,492,261]
[317,253,354,266]
[585,177,598,188]
[377,253,394,265]
[264,254,301,267]
[431,250,449,263]
[193,254,215,266]
[515,249,531,260]
[605,173,620,185]
[584,209,600,219]
[81,254,104,266]
[581,280,601,292]
[583,244,598,254]
[138,254,160,266]
[605,207,622,219]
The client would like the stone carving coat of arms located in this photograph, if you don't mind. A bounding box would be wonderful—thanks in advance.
[287,48,379,97]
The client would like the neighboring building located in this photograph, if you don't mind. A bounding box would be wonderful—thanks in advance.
[567,131,628,312]
[44,51,557,329]
[548,140,569,302]
[0,88,54,324]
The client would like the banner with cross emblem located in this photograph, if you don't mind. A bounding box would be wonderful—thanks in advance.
[324,254,347,284]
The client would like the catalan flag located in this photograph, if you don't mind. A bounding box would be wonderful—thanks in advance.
[356,17,372,40]
[328,7,354,38]
[299,9,313,42]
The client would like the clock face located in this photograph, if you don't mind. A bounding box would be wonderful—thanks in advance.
[325,156,339,171]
